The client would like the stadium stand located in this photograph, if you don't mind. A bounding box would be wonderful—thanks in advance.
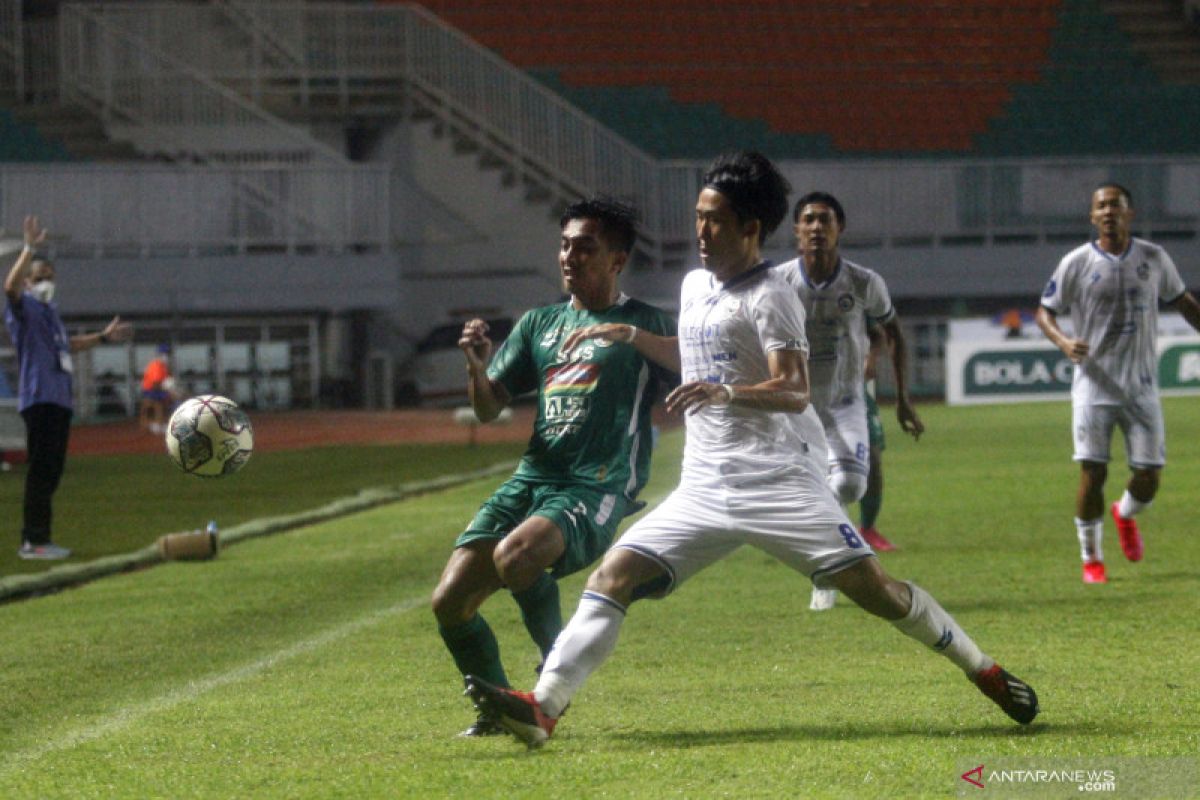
[401,0,1200,157]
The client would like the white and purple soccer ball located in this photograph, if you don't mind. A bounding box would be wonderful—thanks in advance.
[165,395,254,477]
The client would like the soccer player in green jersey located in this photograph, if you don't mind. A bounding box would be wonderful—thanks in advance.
[431,197,676,736]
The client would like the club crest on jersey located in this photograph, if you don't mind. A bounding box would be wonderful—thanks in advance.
[837,293,855,312]
[1136,262,1150,280]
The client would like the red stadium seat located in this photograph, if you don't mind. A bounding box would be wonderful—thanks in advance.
[404,0,1063,154]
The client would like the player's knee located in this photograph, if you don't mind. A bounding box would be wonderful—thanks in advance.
[583,560,625,598]
[830,472,868,505]
[1131,467,1160,498]
[585,549,664,605]
[430,579,465,625]
[1081,461,1107,484]
[832,560,908,621]
[492,538,548,590]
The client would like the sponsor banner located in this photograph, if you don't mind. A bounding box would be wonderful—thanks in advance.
[1158,337,1200,392]
[946,336,1200,405]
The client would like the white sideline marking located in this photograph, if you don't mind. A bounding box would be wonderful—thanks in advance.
[2,597,426,769]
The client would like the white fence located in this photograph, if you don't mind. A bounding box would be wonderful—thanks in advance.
[2,157,1199,259]
[0,164,401,256]
[58,4,346,167]
[62,2,665,231]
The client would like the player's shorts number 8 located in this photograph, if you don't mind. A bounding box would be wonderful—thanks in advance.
[838,523,864,549]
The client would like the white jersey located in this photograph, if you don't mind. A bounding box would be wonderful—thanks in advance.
[1041,238,1186,405]
[677,262,828,481]
[777,257,896,411]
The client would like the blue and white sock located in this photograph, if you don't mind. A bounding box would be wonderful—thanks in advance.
[534,591,627,718]
[891,582,992,675]
[1075,517,1103,563]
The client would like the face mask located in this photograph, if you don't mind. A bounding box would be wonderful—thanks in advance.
[29,280,55,303]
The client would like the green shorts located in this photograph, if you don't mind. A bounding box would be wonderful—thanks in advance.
[456,477,630,579]
[865,391,886,451]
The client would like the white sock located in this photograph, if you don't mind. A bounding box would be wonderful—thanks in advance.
[1075,517,1103,563]
[534,591,627,718]
[891,582,992,675]
[1117,491,1150,519]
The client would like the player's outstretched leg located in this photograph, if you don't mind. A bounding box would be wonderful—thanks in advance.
[835,560,1039,725]
[890,582,1040,725]
[464,675,558,749]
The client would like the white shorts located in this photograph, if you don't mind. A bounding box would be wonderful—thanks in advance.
[816,398,870,478]
[614,463,875,595]
[1072,398,1165,469]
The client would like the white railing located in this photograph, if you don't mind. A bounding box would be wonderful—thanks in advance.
[212,0,306,67]
[0,163,452,257]
[662,156,1200,253]
[2,157,1196,260]
[63,2,667,234]
[58,3,346,168]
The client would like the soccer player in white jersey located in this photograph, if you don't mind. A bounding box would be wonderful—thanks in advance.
[464,151,1039,747]
[1036,183,1200,584]
[776,192,924,610]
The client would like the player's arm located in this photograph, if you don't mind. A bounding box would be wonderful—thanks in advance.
[1169,290,1200,333]
[1035,305,1088,363]
[4,215,46,304]
[666,348,809,415]
[70,316,132,353]
[864,323,884,381]
[459,318,511,422]
[880,317,924,440]
[559,323,681,374]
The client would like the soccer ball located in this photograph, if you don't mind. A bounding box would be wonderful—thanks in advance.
[165,395,254,477]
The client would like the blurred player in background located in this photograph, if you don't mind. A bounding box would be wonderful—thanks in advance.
[430,197,676,736]
[466,151,1037,748]
[777,192,924,610]
[139,342,177,434]
[4,215,132,559]
[1036,183,1200,584]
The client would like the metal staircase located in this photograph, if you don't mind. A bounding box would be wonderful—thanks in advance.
[66,1,693,269]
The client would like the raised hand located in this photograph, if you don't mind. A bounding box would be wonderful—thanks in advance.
[459,318,493,370]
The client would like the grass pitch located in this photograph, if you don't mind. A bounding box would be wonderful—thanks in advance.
[0,440,525,576]
[1,400,1198,798]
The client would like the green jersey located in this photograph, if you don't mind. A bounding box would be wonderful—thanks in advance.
[487,293,676,499]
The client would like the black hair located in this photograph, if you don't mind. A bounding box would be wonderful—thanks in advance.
[793,191,846,228]
[701,151,791,243]
[559,196,639,254]
[1094,182,1133,208]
